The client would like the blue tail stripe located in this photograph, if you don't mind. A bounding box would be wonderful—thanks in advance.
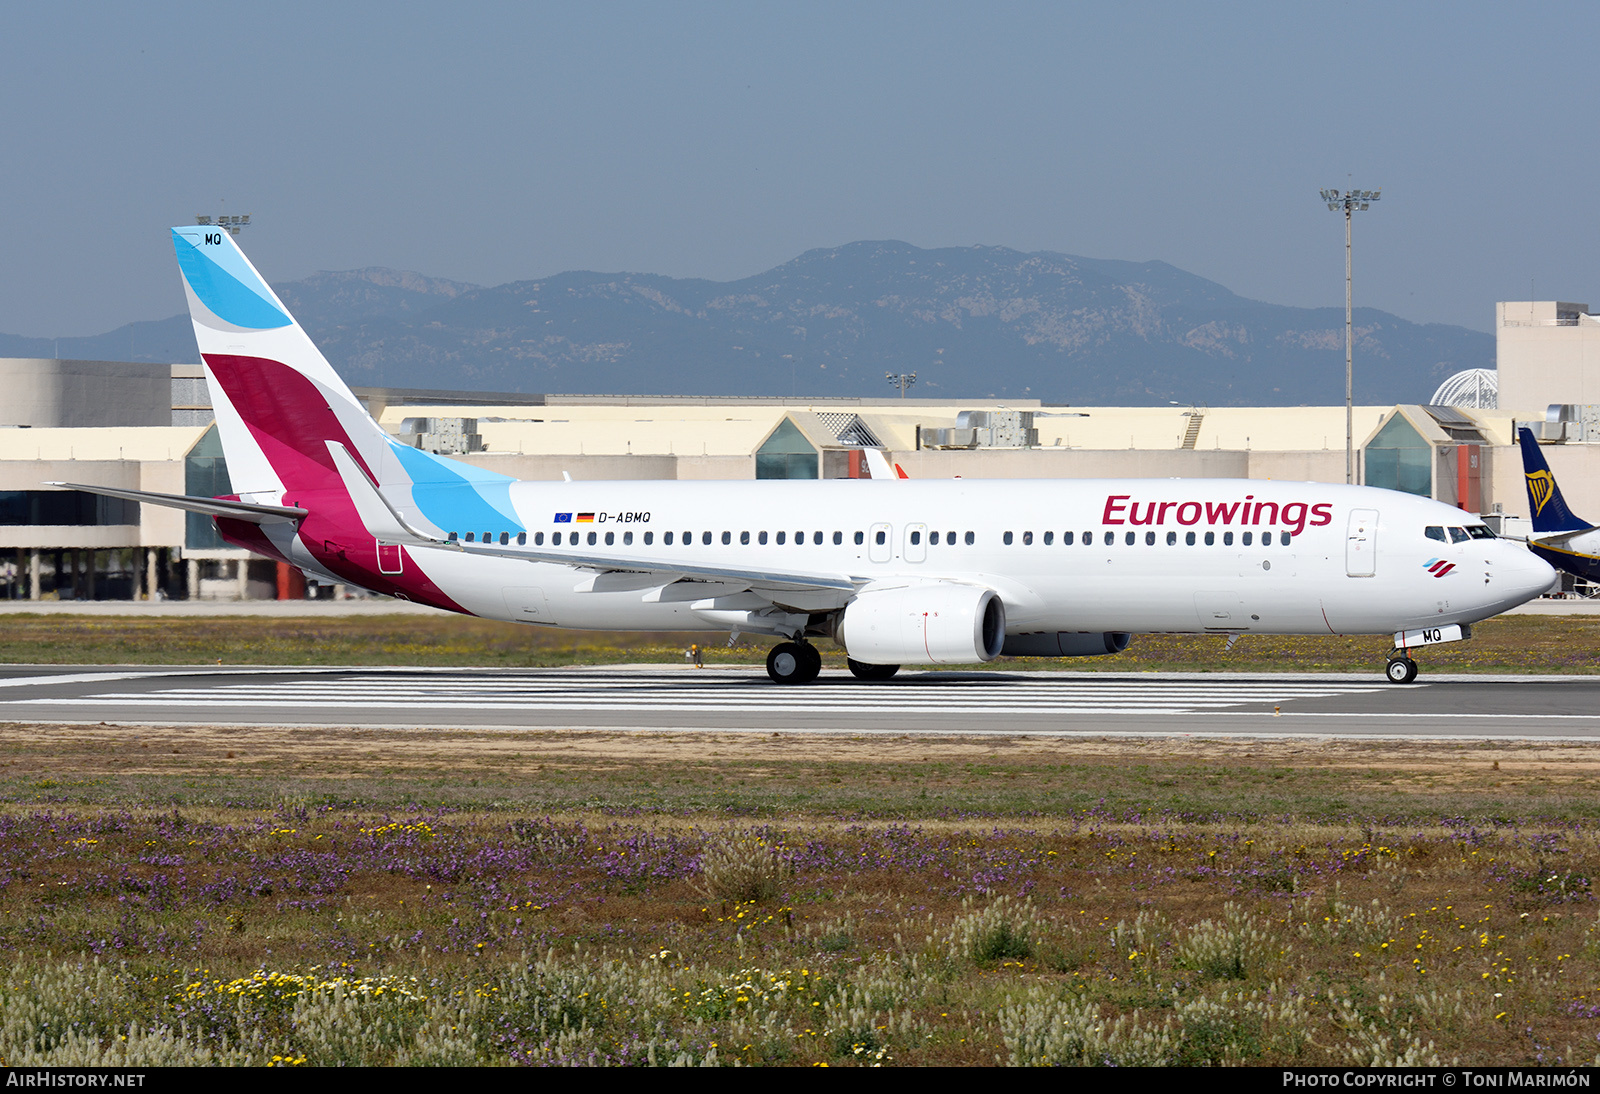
[171,228,291,330]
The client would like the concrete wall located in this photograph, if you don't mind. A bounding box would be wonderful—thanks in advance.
[452,452,755,480]
[890,448,1252,480]
[1496,303,1600,414]
[0,359,171,428]
[1490,441,1600,525]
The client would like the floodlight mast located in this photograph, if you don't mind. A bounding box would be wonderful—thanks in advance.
[886,371,917,398]
[194,214,252,236]
[1320,187,1380,484]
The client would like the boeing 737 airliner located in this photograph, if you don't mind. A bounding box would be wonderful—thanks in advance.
[54,228,1557,685]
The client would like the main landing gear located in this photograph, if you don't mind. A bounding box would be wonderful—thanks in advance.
[766,641,822,684]
[1385,652,1419,684]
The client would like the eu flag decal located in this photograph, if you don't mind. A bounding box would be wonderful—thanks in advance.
[554,513,573,523]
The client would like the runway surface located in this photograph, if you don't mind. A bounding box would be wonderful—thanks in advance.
[2,664,1599,739]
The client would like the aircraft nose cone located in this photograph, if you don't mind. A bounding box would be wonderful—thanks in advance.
[1491,544,1558,607]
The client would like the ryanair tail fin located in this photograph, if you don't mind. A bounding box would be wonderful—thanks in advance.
[1519,426,1589,533]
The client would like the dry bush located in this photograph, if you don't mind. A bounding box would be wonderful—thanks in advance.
[695,832,793,903]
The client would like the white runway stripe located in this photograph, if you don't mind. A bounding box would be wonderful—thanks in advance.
[12,675,1386,717]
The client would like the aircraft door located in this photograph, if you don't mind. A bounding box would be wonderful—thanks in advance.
[1346,508,1378,577]
[905,523,928,563]
[868,523,893,563]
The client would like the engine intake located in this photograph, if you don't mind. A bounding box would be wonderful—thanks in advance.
[835,583,1006,665]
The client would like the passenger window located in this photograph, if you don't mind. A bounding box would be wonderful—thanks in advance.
[605,531,615,546]
[930,531,940,545]
[534,532,544,546]
[875,530,885,545]
[1004,531,1014,545]
[1449,527,1470,544]
[1063,531,1074,545]
[833,531,842,545]
[854,531,865,545]
[663,531,673,545]
[551,532,561,545]
[777,531,787,545]
[1205,531,1214,546]
[1082,530,1091,545]
[911,530,922,545]
[965,531,975,545]
[1144,531,1155,545]
[1023,531,1033,545]
[796,530,805,544]
[1223,532,1234,546]
[1185,531,1195,545]
[1242,532,1252,546]
[946,530,955,543]
[499,532,509,545]
[1166,531,1176,545]
[1104,531,1114,546]
[643,532,652,545]
[721,531,731,545]
[1044,531,1054,545]
[682,531,691,545]
[759,531,768,545]
[588,532,598,546]
[517,532,527,546]
[813,531,823,545]
[702,531,712,545]
[1125,532,1136,545]
[740,531,750,545]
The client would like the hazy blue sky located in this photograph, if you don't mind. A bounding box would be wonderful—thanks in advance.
[1,1,1594,337]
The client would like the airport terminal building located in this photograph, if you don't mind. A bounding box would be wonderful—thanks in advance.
[1,305,1593,601]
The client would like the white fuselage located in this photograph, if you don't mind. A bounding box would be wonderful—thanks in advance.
[365,477,1554,637]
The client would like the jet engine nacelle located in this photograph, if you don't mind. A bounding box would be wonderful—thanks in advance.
[1001,631,1132,657]
[835,583,1006,664]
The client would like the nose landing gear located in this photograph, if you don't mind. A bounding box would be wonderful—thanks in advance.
[1384,652,1418,684]
[766,641,822,684]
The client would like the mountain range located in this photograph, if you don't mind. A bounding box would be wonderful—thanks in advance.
[0,241,1491,405]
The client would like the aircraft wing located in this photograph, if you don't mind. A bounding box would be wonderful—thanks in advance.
[326,442,860,595]
[41,482,308,525]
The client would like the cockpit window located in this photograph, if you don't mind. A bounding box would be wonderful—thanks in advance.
[1424,526,1447,543]
[1449,527,1470,544]
[1466,524,1497,540]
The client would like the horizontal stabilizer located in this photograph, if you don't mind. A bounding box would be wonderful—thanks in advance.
[41,482,307,525]
[1532,525,1600,549]
[325,441,437,547]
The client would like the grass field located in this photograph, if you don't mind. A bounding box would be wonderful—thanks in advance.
[3,718,1600,1066]
[4,609,1600,673]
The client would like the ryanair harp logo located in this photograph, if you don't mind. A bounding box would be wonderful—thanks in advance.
[1527,470,1556,515]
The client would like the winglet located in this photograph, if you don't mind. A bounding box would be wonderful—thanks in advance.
[326,441,452,549]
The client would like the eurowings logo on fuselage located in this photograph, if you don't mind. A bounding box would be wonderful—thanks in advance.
[1424,558,1456,578]
[1527,470,1556,515]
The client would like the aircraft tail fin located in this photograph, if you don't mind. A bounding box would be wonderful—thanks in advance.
[1519,426,1589,533]
[171,225,399,501]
